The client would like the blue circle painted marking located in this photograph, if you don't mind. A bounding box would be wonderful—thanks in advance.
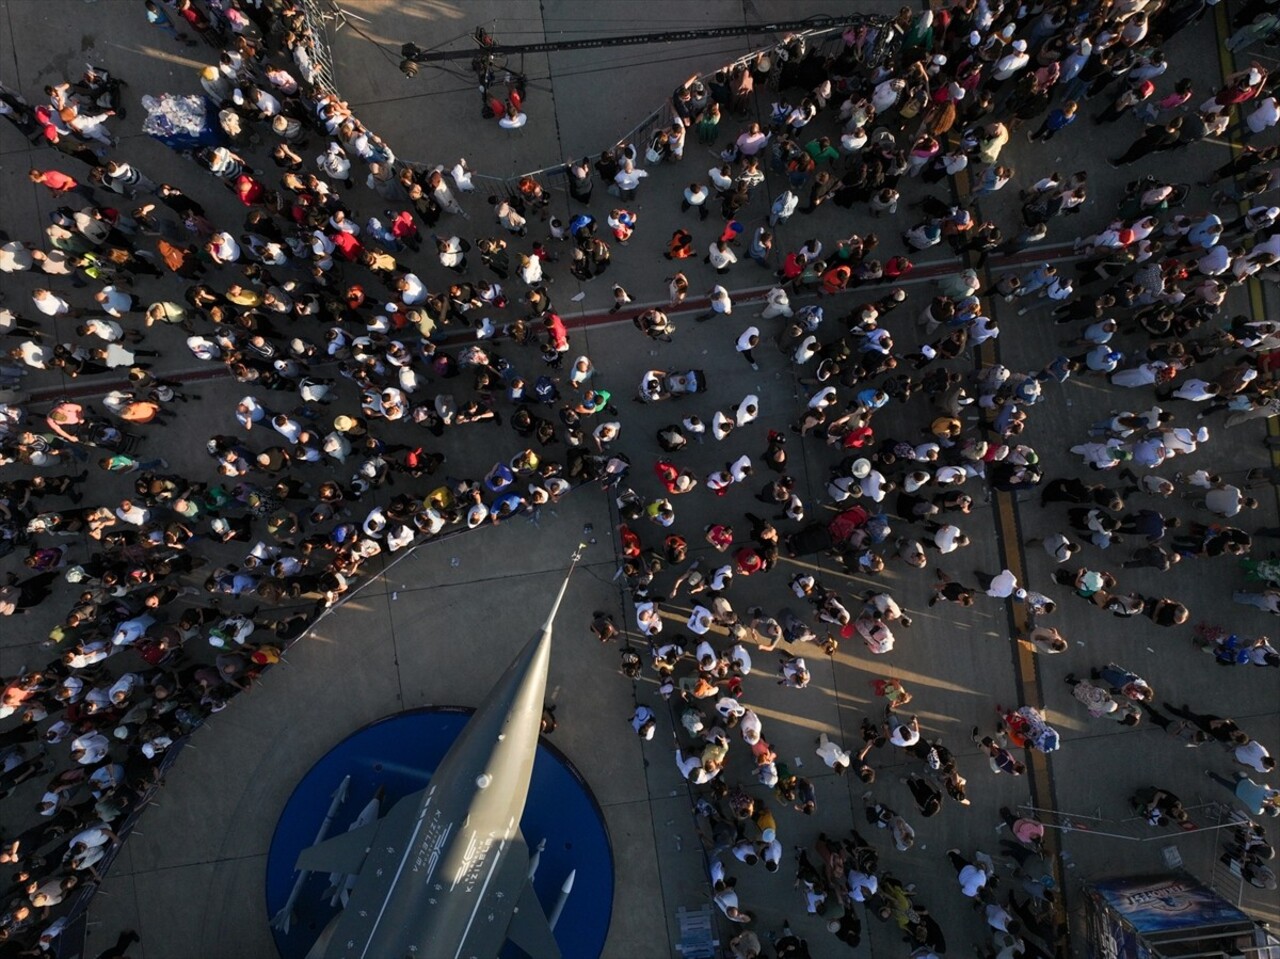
[265,707,613,959]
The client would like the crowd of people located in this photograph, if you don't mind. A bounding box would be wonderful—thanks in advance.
[0,0,1278,956]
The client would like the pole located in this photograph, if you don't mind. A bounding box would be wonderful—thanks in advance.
[401,15,886,63]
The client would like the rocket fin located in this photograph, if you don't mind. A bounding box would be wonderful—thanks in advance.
[293,821,377,875]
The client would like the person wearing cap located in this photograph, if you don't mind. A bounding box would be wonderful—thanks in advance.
[990,38,1030,88]
[198,65,232,102]
[670,74,708,126]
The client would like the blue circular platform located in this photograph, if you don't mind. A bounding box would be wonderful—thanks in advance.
[265,707,613,959]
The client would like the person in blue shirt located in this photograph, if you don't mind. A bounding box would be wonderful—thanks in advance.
[144,0,197,46]
[1029,100,1078,142]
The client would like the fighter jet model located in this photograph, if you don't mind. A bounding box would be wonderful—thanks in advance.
[294,554,581,959]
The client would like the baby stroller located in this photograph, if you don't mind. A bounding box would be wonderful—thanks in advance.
[74,64,126,115]
[45,400,138,452]
[1117,175,1190,218]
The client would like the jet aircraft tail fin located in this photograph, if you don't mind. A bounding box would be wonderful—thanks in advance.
[506,878,563,959]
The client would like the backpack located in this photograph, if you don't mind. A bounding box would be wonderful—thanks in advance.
[533,376,559,404]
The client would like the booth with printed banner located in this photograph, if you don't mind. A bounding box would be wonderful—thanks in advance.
[1085,875,1277,959]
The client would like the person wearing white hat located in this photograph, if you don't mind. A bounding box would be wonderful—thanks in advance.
[991,39,1030,85]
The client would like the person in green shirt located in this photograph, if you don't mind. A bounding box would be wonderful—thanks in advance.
[803,136,840,168]
[98,453,168,473]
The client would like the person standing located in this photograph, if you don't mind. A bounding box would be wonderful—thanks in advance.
[736,327,761,370]
[682,182,710,220]
[748,226,773,267]
[566,156,593,203]
[613,159,647,200]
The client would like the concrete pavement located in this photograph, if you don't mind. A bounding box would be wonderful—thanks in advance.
[0,2,1276,958]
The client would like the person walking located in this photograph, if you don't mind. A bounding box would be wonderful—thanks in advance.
[1029,100,1078,142]
[696,285,732,322]
[736,327,761,370]
[1110,118,1182,166]
[1205,770,1280,817]
[706,239,738,274]
[144,0,196,45]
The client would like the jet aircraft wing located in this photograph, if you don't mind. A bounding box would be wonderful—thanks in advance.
[294,821,377,875]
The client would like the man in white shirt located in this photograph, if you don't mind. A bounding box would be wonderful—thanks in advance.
[95,285,139,317]
[978,568,1021,599]
[236,396,269,430]
[66,640,111,669]
[706,240,738,273]
[70,732,110,765]
[682,182,710,220]
[769,190,799,225]
[272,414,303,444]
[114,499,151,526]
[1033,532,1078,564]
[14,340,51,369]
[1202,483,1255,518]
[1247,96,1279,136]
[930,523,968,554]
[1196,244,1234,276]
[77,317,125,342]
[948,849,989,897]
[735,327,760,369]
[992,39,1030,83]
[886,714,921,747]
[696,285,732,321]
[31,289,73,317]
[613,159,647,199]
[735,122,770,156]
[1235,738,1274,773]
[0,240,33,273]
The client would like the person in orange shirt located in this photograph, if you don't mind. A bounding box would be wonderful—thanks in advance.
[665,228,694,259]
[820,263,852,296]
[28,168,88,198]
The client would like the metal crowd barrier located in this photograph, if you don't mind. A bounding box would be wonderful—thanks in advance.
[399,19,896,205]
